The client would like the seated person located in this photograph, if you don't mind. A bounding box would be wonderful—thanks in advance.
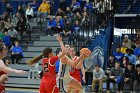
[133,64,140,93]
[11,41,23,64]
[136,54,140,65]
[60,19,72,37]
[51,16,64,35]
[106,62,123,93]
[2,31,11,49]
[46,16,55,36]
[92,64,106,92]
[123,63,134,92]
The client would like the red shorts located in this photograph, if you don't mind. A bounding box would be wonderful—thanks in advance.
[71,74,81,82]
[39,79,59,93]
[0,85,5,93]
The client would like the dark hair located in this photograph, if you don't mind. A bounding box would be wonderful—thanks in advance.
[43,48,53,57]
[56,48,61,55]
[136,64,140,68]
[0,43,5,52]
[126,48,133,54]
[127,62,133,66]
[95,64,99,67]
[115,62,120,65]
[123,56,129,62]
[27,47,53,65]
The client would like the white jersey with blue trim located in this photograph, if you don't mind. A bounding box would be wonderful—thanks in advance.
[57,60,73,93]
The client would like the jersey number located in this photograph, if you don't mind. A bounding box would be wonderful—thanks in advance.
[70,66,75,72]
[44,63,49,72]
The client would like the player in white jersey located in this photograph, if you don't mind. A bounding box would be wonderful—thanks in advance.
[57,45,89,93]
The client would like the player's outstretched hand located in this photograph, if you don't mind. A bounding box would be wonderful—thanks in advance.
[56,34,62,42]
[15,70,27,75]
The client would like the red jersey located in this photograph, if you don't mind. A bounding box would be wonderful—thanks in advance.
[0,71,6,92]
[70,56,81,82]
[41,56,58,84]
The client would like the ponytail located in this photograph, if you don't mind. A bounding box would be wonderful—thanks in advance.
[27,53,43,65]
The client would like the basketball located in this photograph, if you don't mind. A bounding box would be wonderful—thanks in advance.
[80,48,91,58]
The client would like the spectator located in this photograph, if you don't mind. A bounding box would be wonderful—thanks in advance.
[84,57,94,91]
[2,31,11,49]
[122,56,129,68]
[51,16,64,35]
[107,55,115,68]
[81,11,90,26]
[134,41,140,57]
[84,2,94,14]
[113,47,124,63]
[121,41,128,54]
[26,4,34,22]
[16,14,26,36]
[0,20,5,33]
[46,16,55,36]
[59,0,66,11]
[11,41,23,64]
[125,48,136,65]
[55,8,65,18]
[134,30,140,44]
[4,17,13,30]
[92,64,106,92]
[1,12,9,21]
[38,0,50,16]
[136,54,140,65]
[123,35,131,48]
[123,62,134,92]
[106,62,123,93]
[73,20,80,34]
[71,0,81,13]
[30,0,40,17]
[133,64,140,93]
[61,19,72,37]
[17,5,25,15]
[8,25,18,45]
[5,3,13,15]
[65,7,72,19]
[73,12,81,24]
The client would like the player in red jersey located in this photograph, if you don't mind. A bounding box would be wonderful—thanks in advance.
[0,71,7,93]
[0,42,26,93]
[68,46,85,93]
[27,35,65,93]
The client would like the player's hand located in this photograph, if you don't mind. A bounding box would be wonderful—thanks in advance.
[56,34,62,42]
[82,76,86,83]
[15,70,27,75]
[0,74,8,83]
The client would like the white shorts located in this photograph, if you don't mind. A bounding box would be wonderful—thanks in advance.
[57,76,73,93]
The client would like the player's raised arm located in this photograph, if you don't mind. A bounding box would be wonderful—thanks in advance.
[56,35,65,59]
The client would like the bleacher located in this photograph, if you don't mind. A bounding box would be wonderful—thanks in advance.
[1,0,139,92]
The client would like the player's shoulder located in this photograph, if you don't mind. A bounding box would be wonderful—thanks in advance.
[42,58,48,63]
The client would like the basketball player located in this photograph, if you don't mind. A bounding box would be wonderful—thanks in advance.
[27,36,89,93]
[57,45,90,93]
[67,46,85,93]
[0,42,26,92]
[27,35,66,93]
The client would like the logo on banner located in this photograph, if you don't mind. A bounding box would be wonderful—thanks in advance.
[84,46,104,68]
